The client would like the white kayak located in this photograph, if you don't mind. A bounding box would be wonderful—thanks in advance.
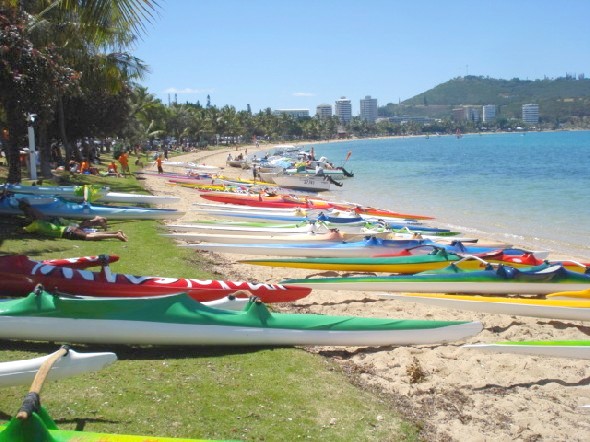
[1,184,179,205]
[0,348,117,388]
[382,293,590,322]
[162,231,367,244]
[464,341,590,359]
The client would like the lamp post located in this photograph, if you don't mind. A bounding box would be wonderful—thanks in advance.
[26,113,37,181]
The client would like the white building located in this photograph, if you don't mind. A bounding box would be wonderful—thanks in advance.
[522,104,539,125]
[316,104,333,119]
[272,109,310,118]
[335,97,352,124]
[360,95,378,123]
[482,104,496,122]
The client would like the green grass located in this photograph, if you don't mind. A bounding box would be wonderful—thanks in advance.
[0,164,420,441]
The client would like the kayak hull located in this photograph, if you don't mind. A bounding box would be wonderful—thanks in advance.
[0,255,311,303]
[0,291,483,347]
[383,293,590,321]
[464,341,590,359]
[0,349,117,388]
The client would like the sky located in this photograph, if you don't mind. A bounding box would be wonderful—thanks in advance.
[132,0,590,114]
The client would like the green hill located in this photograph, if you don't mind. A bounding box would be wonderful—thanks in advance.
[380,76,590,123]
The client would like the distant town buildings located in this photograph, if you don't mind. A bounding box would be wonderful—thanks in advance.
[272,109,310,118]
[452,106,480,122]
[316,104,333,119]
[522,103,539,124]
[360,95,378,123]
[482,105,496,122]
[335,97,352,124]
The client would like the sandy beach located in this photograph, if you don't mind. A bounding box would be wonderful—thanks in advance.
[141,143,590,441]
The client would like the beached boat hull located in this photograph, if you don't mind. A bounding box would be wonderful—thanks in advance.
[0,255,311,303]
[185,238,423,258]
[0,349,117,388]
[546,289,590,301]
[241,251,471,273]
[0,290,483,346]
[163,231,366,244]
[282,264,590,295]
[0,408,208,441]
[243,251,589,274]
[0,194,184,220]
[1,183,181,205]
[382,293,590,321]
[271,174,333,192]
[464,341,590,359]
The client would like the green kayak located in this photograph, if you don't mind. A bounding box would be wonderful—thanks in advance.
[0,288,482,346]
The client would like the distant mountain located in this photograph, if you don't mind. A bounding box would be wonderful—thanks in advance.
[380,76,590,122]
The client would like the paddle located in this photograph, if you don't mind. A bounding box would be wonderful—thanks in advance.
[16,345,70,420]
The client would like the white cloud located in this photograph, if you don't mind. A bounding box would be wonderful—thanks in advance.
[163,87,214,94]
[292,92,315,97]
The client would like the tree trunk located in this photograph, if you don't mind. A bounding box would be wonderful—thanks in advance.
[38,121,53,178]
[57,94,76,162]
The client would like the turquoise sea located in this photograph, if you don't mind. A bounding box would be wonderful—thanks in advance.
[297,131,590,260]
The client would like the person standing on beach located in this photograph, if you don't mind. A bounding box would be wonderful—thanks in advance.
[118,150,130,176]
[252,165,258,180]
[156,154,164,174]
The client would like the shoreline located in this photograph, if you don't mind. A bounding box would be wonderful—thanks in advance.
[141,144,590,441]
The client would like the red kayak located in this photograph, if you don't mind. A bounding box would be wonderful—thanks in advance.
[329,203,434,221]
[41,254,120,269]
[199,192,333,209]
[0,255,311,302]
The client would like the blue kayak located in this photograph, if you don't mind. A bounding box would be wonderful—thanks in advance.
[0,194,184,220]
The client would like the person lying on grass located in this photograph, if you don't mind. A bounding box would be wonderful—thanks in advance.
[18,199,128,242]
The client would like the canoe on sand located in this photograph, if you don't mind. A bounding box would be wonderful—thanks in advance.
[464,341,590,359]
[0,255,311,303]
[381,293,590,321]
[0,288,483,347]
[282,263,590,295]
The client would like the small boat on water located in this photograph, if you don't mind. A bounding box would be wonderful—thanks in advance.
[464,341,590,359]
[0,255,311,303]
[282,263,590,295]
[0,347,117,388]
[0,288,483,346]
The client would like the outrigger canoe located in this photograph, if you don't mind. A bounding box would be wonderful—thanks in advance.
[0,255,311,303]
[0,194,184,220]
[1,183,180,205]
[241,248,469,273]
[382,293,590,321]
[242,249,587,274]
[184,237,425,258]
[0,288,483,346]
[464,341,590,359]
[0,348,117,388]
[281,263,590,295]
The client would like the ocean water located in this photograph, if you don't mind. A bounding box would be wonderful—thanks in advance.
[294,131,590,260]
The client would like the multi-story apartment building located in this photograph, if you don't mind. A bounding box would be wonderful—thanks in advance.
[335,97,352,124]
[359,95,378,123]
[522,104,539,124]
[482,104,496,122]
[316,104,333,119]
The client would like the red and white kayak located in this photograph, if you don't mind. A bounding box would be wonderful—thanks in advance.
[0,255,311,303]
